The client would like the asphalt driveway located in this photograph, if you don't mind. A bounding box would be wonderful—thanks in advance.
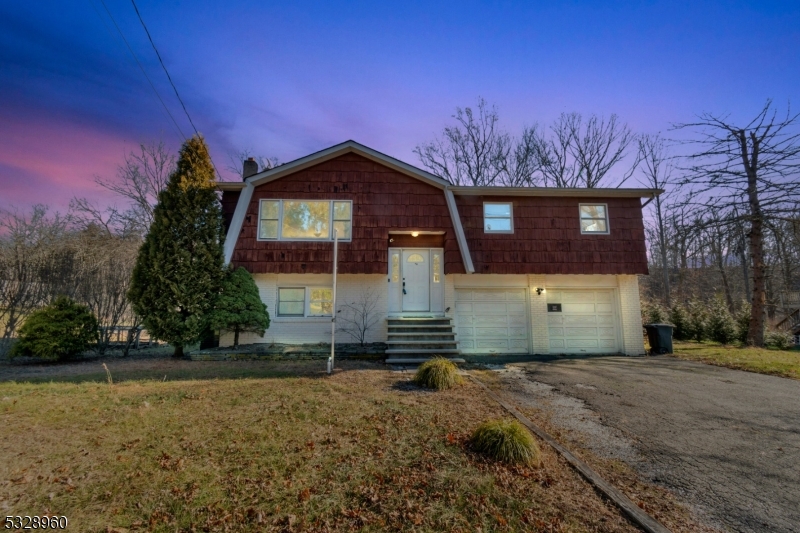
[505,356,800,533]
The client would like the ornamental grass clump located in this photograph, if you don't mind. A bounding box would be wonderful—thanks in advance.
[414,357,462,390]
[471,419,541,466]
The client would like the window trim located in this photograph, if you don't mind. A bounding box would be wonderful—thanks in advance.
[483,201,514,234]
[257,199,353,242]
[579,203,611,235]
[277,286,334,318]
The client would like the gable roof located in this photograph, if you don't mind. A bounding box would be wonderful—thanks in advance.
[221,140,662,270]
[246,140,451,189]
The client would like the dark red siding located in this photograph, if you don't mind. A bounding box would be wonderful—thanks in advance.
[454,195,648,275]
[232,154,465,275]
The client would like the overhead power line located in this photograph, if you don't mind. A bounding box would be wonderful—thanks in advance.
[129,0,223,179]
[94,0,187,141]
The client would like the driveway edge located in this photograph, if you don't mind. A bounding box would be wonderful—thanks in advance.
[468,373,672,533]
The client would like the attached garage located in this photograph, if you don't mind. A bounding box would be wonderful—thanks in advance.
[546,289,620,353]
[455,288,529,354]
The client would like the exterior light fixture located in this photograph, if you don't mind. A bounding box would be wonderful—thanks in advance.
[411,231,419,237]
[535,287,544,295]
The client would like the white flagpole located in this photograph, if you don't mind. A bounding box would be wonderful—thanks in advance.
[328,228,339,374]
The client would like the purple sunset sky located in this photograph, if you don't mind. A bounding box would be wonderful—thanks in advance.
[1,0,798,211]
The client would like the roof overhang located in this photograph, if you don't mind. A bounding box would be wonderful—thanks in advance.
[217,182,247,192]
[448,187,663,198]
[245,140,451,190]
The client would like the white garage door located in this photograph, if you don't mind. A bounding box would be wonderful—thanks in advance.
[455,289,529,354]
[547,290,619,353]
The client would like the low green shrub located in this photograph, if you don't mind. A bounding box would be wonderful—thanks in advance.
[707,296,737,344]
[11,296,98,361]
[471,419,541,465]
[668,303,691,341]
[734,301,751,344]
[764,330,794,350]
[414,357,462,390]
[685,299,709,342]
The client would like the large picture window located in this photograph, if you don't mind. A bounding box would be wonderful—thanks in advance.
[579,204,610,234]
[258,200,352,241]
[277,287,333,317]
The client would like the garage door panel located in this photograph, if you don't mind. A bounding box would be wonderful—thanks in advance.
[563,303,596,313]
[456,289,529,354]
[548,289,619,354]
[565,315,595,325]
[477,339,509,349]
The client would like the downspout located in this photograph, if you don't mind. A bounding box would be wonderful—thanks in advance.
[444,188,475,274]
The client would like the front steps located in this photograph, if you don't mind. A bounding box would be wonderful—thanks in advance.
[385,317,463,364]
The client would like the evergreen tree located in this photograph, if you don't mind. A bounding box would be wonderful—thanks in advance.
[707,295,737,344]
[128,136,225,357]
[11,296,98,361]
[209,267,270,348]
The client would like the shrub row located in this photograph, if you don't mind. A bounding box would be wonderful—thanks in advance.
[642,298,794,348]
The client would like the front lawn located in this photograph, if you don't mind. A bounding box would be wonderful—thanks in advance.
[672,341,800,379]
[1,360,644,532]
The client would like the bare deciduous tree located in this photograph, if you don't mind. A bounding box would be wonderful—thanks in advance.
[675,100,800,346]
[534,113,640,188]
[638,134,672,306]
[337,289,379,347]
[415,98,540,186]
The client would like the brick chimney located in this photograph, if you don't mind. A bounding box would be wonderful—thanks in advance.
[242,157,258,180]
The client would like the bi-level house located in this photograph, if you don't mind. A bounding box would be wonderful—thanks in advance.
[218,141,658,360]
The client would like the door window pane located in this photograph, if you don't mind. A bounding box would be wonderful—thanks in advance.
[407,253,424,263]
[391,252,400,282]
[282,201,330,239]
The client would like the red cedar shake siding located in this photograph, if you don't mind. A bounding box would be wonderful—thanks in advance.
[454,195,648,275]
[231,153,466,275]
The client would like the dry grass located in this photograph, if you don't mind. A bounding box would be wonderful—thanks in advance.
[0,359,647,532]
[672,340,800,380]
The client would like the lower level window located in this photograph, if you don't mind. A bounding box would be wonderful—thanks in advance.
[277,287,333,317]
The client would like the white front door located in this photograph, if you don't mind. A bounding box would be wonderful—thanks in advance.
[402,249,430,311]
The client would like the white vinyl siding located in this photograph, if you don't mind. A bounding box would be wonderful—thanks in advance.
[455,289,529,353]
[546,289,619,353]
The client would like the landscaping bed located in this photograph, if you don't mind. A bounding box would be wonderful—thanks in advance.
[671,340,800,379]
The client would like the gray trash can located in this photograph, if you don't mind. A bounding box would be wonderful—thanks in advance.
[644,324,673,355]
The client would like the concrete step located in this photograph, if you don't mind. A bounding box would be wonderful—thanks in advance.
[386,357,465,365]
[387,334,456,341]
[386,340,458,345]
[385,348,462,355]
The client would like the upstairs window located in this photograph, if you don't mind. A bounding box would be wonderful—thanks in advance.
[580,204,609,234]
[483,202,513,233]
[258,200,352,241]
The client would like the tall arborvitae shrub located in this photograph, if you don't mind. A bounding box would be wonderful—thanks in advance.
[685,299,708,342]
[209,267,270,348]
[668,303,691,341]
[128,136,225,358]
[707,296,737,344]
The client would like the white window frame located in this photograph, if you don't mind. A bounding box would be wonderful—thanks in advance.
[483,202,514,234]
[579,203,610,235]
[276,286,333,318]
[257,199,353,242]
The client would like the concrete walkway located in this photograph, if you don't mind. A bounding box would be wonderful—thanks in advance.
[507,356,800,533]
